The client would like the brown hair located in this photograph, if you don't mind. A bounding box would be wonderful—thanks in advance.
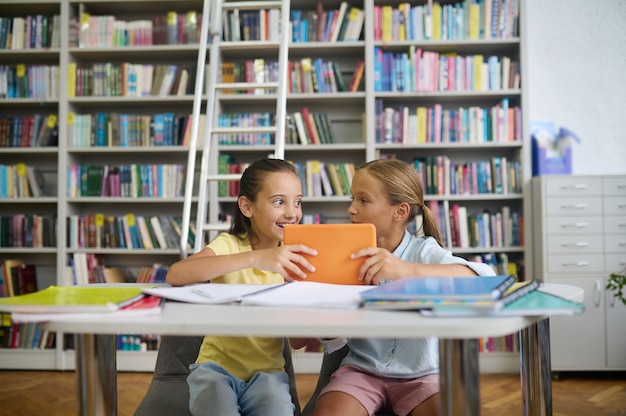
[229,158,299,239]
[357,159,445,247]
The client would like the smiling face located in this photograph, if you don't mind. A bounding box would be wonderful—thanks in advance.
[240,171,303,249]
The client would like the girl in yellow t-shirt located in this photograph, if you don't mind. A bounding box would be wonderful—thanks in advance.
[166,158,316,415]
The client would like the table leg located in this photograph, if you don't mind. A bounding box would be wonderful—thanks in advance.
[75,334,117,416]
[439,338,480,416]
[519,318,552,416]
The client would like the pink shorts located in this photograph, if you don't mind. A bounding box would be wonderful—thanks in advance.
[319,365,439,416]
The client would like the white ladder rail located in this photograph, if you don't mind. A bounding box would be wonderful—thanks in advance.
[183,0,291,257]
[180,0,213,259]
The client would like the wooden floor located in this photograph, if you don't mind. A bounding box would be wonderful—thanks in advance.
[0,370,624,415]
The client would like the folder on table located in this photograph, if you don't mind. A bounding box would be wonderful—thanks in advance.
[0,285,145,313]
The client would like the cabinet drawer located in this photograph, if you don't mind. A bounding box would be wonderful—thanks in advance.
[548,254,605,273]
[547,235,604,254]
[604,235,626,253]
[603,196,626,215]
[547,216,603,235]
[603,176,626,196]
[545,177,602,197]
[546,197,602,216]
[605,254,626,273]
[604,216,626,234]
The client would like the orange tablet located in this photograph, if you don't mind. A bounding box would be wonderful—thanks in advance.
[283,223,377,285]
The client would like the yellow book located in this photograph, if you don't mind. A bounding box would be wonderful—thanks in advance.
[473,55,484,91]
[469,4,480,40]
[381,6,392,41]
[67,62,76,97]
[0,285,145,313]
[431,3,442,40]
[416,107,427,143]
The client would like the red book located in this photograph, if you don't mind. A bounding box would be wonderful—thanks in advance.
[300,107,320,144]
[16,264,38,295]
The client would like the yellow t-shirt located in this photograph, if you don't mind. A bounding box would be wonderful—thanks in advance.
[195,232,286,381]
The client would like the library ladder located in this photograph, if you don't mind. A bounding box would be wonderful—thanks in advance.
[180,0,291,258]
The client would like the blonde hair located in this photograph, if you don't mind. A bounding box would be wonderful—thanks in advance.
[357,159,445,247]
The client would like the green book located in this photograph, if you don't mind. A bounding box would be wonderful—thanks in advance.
[0,286,145,313]
[331,61,347,92]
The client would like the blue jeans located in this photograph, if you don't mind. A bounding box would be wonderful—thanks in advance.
[187,362,294,416]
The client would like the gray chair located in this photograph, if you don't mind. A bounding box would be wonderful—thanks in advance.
[135,335,301,416]
[301,345,394,416]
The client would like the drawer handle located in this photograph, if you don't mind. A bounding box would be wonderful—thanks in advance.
[617,185,626,189]
[560,203,589,209]
[618,204,626,208]
[561,222,589,228]
[561,184,589,190]
[561,261,590,267]
[595,280,602,307]
[562,242,589,247]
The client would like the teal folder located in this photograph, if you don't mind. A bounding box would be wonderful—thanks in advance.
[420,289,584,317]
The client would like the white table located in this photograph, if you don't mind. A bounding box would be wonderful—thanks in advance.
[41,283,583,416]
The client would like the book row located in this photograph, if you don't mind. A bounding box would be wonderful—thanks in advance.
[0,114,58,148]
[411,155,523,196]
[428,201,523,250]
[0,164,48,198]
[374,48,520,93]
[375,99,521,144]
[219,58,361,95]
[0,214,56,249]
[69,112,197,148]
[68,62,194,98]
[68,253,169,287]
[222,7,282,42]
[216,112,273,146]
[290,3,364,43]
[67,213,195,251]
[0,318,55,350]
[288,58,363,94]
[74,10,202,48]
[373,0,519,41]
[66,164,185,198]
[0,64,60,100]
[295,161,356,198]
[0,14,61,50]
[61,332,159,352]
[1,260,38,298]
[288,108,335,145]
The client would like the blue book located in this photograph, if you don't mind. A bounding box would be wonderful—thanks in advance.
[360,274,515,302]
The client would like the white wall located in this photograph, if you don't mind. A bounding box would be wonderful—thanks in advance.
[525,0,626,174]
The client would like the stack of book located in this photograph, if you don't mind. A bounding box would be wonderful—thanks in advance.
[359,275,584,317]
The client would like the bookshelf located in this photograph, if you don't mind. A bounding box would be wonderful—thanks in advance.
[0,0,529,374]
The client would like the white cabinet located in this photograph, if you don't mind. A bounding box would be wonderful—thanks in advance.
[532,175,626,371]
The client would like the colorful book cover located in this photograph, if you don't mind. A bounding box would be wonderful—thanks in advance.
[0,285,145,313]
[361,275,515,302]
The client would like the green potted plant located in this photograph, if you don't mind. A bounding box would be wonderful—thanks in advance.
[606,268,626,306]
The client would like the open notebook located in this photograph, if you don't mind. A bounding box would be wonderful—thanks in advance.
[283,223,377,285]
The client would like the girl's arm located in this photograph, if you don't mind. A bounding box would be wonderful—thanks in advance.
[354,247,494,285]
[166,244,318,286]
